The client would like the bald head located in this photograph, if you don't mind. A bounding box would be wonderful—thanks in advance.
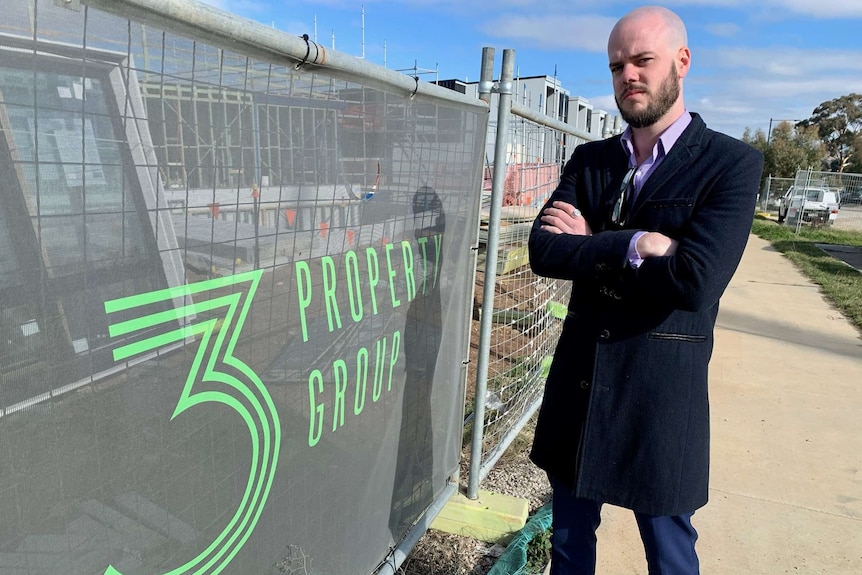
[607,5,691,132]
[609,6,687,55]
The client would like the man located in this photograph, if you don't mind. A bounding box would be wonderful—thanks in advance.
[528,5,763,575]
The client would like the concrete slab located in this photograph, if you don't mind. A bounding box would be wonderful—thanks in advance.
[591,234,862,574]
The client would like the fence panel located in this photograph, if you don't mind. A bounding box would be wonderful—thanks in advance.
[0,1,488,573]
[469,82,604,486]
[795,170,862,232]
[762,171,862,232]
[760,176,796,212]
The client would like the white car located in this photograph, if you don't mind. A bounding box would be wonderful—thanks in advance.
[777,186,840,226]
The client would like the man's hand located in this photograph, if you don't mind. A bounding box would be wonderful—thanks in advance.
[636,231,678,258]
[540,201,593,236]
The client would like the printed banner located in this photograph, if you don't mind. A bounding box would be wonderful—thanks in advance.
[0,2,487,573]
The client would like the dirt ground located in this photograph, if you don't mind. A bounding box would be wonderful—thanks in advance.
[400,422,551,575]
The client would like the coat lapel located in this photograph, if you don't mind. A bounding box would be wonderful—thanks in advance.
[605,144,630,198]
[629,114,705,217]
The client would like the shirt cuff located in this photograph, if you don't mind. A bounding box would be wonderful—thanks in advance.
[627,231,648,269]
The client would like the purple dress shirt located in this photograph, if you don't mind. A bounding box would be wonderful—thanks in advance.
[621,111,693,267]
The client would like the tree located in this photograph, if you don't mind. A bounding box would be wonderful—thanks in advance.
[848,132,862,174]
[741,126,767,151]
[769,122,825,176]
[798,93,862,173]
[742,121,825,181]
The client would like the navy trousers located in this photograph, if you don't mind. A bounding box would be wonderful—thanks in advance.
[550,480,700,575]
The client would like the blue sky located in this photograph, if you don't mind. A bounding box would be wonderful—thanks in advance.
[205,0,862,139]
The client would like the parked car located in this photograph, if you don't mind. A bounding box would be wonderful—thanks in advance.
[777,186,840,226]
[840,187,862,206]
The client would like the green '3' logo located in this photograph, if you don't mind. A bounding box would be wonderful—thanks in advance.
[103,269,280,574]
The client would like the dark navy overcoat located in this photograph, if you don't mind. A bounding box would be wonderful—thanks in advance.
[528,114,763,516]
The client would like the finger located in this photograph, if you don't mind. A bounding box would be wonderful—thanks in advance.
[551,201,572,213]
[546,207,572,221]
[539,224,563,234]
[552,201,581,219]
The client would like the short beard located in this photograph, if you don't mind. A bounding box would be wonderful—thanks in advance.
[616,63,680,129]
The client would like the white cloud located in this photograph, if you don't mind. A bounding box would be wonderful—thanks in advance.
[761,0,862,18]
[704,22,740,38]
[586,94,619,114]
[366,0,862,19]
[200,0,272,15]
[217,0,862,20]
[735,76,862,99]
[702,46,862,79]
[694,97,757,116]
[280,19,314,36]
[480,14,618,52]
[684,44,862,137]
[631,0,862,18]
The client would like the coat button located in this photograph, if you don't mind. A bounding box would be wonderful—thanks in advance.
[579,380,590,390]
[599,329,610,339]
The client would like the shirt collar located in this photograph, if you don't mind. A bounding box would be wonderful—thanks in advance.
[620,111,692,166]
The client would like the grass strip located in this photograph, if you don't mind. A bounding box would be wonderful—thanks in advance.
[750,217,862,333]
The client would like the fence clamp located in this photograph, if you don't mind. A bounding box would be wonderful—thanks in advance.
[486,81,512,94]
[491,80,513,96]
[55,0,81,11]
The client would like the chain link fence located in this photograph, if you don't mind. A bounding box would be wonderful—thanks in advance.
[760,176,796,211]
[471,158,571,481]
[761,169,862,232]
[467,51,612,494]
[798,170,862,231]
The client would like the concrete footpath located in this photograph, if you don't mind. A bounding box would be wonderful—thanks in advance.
[594,234,862,574]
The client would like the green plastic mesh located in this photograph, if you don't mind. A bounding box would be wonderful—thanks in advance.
[488,501,553,575]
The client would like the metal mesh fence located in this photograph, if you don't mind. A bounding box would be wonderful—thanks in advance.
[471,113,594,481]
[796,170,862,231]
[0,1,488,573]
[762,170,862,232]
[760,176,796,211]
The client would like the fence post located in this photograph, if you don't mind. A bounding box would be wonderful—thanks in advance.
[478,47,495,104]
[760,175,771,211]
[468,48,515,500]
[795,167,814,233]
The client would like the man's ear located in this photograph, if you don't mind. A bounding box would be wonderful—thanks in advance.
[677,46,691,79]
